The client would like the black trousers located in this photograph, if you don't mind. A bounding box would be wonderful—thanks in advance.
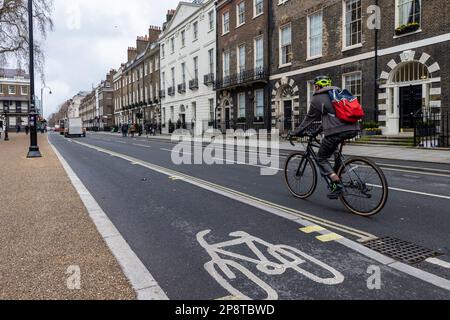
[317,131,358,176]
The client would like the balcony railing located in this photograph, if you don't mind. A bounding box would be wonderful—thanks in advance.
[216,67,269,90]
[177,83,186,94]
[159,90,166,98]
[168,87,175,96]
[189,79,199,90]
[204,73,215,86]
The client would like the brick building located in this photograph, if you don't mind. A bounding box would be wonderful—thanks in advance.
[97,70,115,129]
[270,0,450,137]
[119,26,161,128]
[80,90,96,129]
[0,68,30,130]
[215,0,271,132]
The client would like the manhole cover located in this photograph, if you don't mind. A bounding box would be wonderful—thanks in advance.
[363,237,441,264]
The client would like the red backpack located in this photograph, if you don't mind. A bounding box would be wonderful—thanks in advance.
[328,89,365,123]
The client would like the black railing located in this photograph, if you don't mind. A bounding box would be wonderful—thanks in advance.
[177,83,186,94]
[189,79,199,90]
[204,73,215,86]
[168,87,175,96]
[215,67,269,90]
[413,110,449,148]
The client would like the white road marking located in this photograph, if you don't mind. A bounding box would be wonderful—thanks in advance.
[68,138,450,292]
[426,258,450,269]
[370,184,450,200]
[198,230,344,300]
[48,136,169,300]
[160,148,283,172]
[133,143,151,148]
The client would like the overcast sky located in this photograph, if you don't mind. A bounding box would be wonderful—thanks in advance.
[39,0,180,117]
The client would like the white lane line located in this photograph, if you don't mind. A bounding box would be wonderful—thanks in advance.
[370,184,450,200]
[162,147,449,199]
[48,136,168,300]
[133,143,151,148]
[160,148,283,172]
[71,139,450,292]
[426,258,450,269]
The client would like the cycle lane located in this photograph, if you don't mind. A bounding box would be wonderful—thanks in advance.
[49,134,450,299]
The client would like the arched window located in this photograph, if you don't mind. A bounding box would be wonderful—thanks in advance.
[392,61,429,83]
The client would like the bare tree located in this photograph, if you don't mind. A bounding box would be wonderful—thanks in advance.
[0,0,53,75]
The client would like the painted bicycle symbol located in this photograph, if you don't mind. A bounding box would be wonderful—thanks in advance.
[197,230,345,300]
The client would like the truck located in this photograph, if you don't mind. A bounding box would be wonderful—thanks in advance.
[64,117,86,138]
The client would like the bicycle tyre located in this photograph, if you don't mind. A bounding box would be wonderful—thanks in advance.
[284,152,317,199]
[338,157,389,217]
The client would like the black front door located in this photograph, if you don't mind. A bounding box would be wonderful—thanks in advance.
[225,108,231,129]
[400,85,422,129]
[284,101,293,132]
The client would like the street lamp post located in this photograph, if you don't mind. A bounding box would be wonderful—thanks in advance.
[27,0,42,158]
[3,106,9,141]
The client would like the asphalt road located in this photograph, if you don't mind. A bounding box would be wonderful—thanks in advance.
[48,132,450,300]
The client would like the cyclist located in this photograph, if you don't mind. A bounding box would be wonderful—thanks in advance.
[289,76,360,199]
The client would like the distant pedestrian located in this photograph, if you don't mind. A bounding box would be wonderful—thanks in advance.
[25,125,30,135]
[16,124,21,133]
[130,123,136,138]
[121,123,128,137]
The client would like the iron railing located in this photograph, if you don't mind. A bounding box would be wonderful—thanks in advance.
[215,67,269,90]
[189,79,199,90]
[177,83,186,94]
[204,73,215,86]
[413,110,449,148]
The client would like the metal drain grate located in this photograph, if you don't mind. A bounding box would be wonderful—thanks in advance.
[363,237,442,265]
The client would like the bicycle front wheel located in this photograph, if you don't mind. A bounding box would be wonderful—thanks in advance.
[338,157,388,217]
[284,152,317,199]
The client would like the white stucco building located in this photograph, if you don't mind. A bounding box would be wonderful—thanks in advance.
[67,92,89,119]
[159,0,216,135]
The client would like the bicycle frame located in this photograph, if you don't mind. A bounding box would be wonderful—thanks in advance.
[295,135,368,194]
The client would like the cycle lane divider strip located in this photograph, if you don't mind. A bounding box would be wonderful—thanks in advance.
[69,138,450,292]
[48,136,169,300]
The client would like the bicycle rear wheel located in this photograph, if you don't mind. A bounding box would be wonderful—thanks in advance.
[284,152,317,199]
[338,157,388,217]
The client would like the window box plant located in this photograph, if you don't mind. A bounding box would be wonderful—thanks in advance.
[237,117,246,123]
[362,120,382,136]
[395,22,420,36]
[254,116,264,123]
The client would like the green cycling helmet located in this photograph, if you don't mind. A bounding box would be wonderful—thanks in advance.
[313,75,332,88]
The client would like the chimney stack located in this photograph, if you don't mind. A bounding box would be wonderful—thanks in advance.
[136,36,150,54]
[148,25,162,43]
[127,47,137,62]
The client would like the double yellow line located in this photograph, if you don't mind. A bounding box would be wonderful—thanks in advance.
[71,139,377,242]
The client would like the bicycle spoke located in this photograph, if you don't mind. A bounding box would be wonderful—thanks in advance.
[340,159,387,216]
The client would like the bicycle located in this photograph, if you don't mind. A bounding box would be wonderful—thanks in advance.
[284,129,389,217]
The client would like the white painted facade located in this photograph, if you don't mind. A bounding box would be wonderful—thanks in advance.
[67,92,89,119]
[159,0,216,135]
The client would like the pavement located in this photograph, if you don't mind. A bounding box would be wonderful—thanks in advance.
[100,131,450,164]
[46,132,450,300]
[0,133,135,300]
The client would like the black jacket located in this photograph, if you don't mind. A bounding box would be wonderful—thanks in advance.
[295,87,360,137]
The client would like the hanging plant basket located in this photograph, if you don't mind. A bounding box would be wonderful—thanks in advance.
[395,22,420,36]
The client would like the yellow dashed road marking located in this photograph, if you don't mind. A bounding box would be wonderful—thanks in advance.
[300,225,326,234]
[316,233,344,242]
